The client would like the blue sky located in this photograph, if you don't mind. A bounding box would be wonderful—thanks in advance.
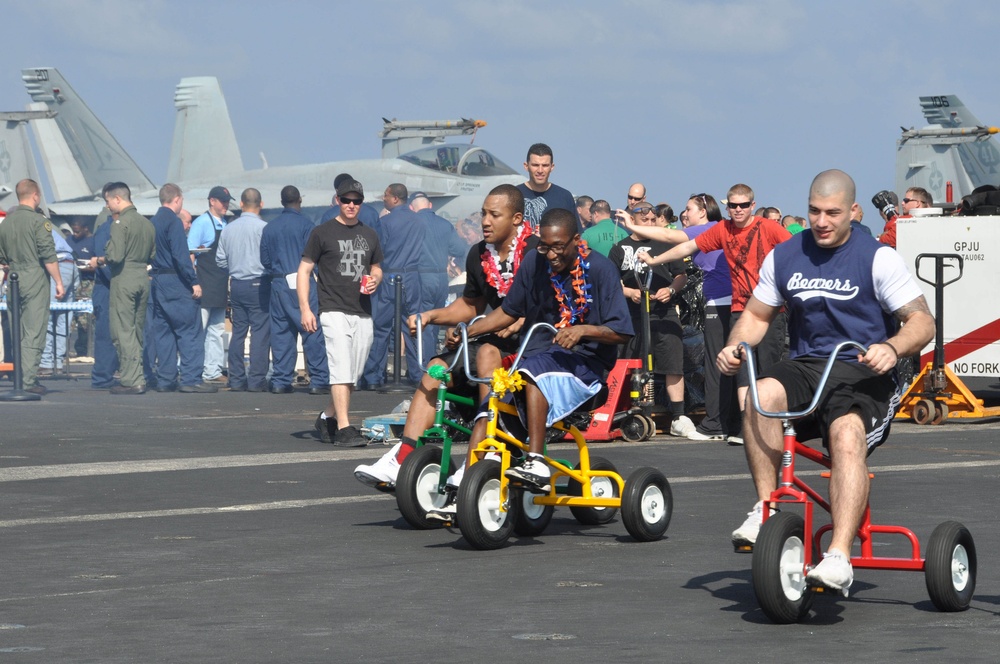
[3,0,999,225]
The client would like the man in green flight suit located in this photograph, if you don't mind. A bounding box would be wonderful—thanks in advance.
[0,179,65,395]
[95,182,156,395]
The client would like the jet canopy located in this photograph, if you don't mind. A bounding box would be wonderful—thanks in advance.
[398,144,518,177]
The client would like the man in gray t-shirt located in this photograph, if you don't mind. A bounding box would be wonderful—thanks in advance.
[299,179,384,448]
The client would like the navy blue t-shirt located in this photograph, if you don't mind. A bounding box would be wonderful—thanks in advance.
[517,183,581,233]
[502,248,633,370]
[756,229,921,361]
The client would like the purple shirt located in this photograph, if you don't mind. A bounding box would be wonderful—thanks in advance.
[683,222,732,305]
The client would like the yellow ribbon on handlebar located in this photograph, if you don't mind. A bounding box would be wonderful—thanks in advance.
[492,367,525,398]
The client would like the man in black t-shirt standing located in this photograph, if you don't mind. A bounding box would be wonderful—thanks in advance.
[517,143,581,233]
[608,202,694,437]
[299,179,384,447]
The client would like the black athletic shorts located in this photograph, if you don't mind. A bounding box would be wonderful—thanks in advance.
[624,315,683,376]
[761,357,900,453]
[736,311,787,388]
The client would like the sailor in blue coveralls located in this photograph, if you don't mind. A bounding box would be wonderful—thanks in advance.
[361,183,426,388]
[409,191,468,358]
[148,184,216,393]
[90,208,120,388]
[260,185,330,394]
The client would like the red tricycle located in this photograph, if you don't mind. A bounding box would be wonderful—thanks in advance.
[739,340,977,623]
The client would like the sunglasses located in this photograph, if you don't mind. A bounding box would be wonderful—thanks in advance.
[901,198,917,204]
[727,201,753,210]
[627,195,643,201]
[536,242,572,254]
[631,207,653,215]
[341,197,363,206]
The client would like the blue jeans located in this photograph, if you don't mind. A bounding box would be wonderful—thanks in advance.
[201,306,226,380]
[41,261,79,369]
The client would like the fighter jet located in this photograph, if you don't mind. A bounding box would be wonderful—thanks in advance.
[895,95,1000,203]
[20,67,522,222]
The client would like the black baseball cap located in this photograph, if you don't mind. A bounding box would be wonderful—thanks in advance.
[336,179,364,199]
[208,186,233,204]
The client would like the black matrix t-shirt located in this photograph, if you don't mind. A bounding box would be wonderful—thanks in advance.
[303,218,383,316]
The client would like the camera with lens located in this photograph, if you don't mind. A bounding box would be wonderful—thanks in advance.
[871,190,898,221]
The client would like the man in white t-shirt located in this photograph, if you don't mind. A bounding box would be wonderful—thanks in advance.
[718,169,935,595]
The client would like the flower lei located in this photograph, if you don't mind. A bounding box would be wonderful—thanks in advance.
[550,241,593,329]
[481,224,530,298]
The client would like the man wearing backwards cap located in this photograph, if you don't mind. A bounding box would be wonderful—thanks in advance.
[300,178,384,447]
[187,185,233,383]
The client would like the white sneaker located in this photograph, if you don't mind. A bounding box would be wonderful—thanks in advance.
[727,435,744,446]
[669,415,696,437]
[354,442,402,490]
[806,550,854,596]
[731,500,773,548]
[446,463,465,489]
[505,455,551,493]
[687,429,726,442]
[426,501,457,523]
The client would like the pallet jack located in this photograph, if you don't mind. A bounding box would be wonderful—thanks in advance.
[896,253,1000,423]
[568,262,663,442]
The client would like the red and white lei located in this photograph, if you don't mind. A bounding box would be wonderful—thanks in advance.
[481,224,530,298]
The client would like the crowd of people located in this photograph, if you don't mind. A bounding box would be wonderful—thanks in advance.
[1,147,936,595]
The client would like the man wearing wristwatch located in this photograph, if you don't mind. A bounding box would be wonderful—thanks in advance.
[608,201,693,437]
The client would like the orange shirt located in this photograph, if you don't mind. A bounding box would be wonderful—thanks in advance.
[879,216,897,249]
[694,216,792,311]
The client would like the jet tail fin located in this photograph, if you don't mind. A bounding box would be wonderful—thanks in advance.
[917,95,1000,192]
[921,95,985,128]
[21,67,156,197]
[167,77,243,183]
[0,110,49,212]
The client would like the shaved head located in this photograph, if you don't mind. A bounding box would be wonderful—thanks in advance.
[810,169,856,207]
[627,183,646,202]
[240,188,262,209]
[15,179,40,202]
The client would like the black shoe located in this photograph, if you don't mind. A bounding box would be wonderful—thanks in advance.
[333,425,368,448]
[155,383,178,393]
[247,384,268,392]
[314,412,337,444]
[228,383,248,392]
[25,384,48,396]
[110,384,146,395]
[308,386,330,395]
[270,384,295,394]
[178,383,219,393]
